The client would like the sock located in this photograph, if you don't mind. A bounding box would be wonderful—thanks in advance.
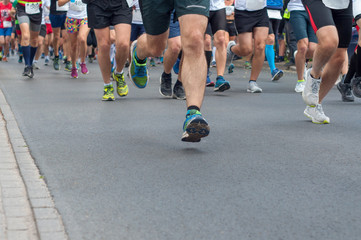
[175,79,182,86]
[29,47,37,65]
[265,45,276,72]
[205,51,212,69]
[104,83,112,87]
[344,52,357,84]
[356,45,361,77]
[187,105,200,112]
[135,50,146,64]
[162,72,171,78]
[278,56,284,61]
[18,44,23,54]
[298,79,305,82]
[212,46,216,62]
[22,45,31,66]
[249,80,256,83]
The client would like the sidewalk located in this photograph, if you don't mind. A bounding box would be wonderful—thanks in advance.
[0,89,68,240]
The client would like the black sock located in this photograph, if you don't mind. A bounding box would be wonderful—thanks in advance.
[187,105,200,112]
[175,79,182,86]
[356,45,361,77]
[205,51,212,69]
[344,52,357,84]
[162,71,171,78]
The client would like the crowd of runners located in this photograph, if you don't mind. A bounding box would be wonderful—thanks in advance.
[0,0,360,142]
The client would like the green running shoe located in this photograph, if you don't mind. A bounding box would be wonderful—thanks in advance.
[102,84,115,101]
[65,61,72,72]
[181,110,210,142]
[129,40,149,88]
[113,72,128,97]
[53,56,60,70]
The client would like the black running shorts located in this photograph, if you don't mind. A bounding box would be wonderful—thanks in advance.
[302,0,353,48]
[234,8,269,34]
[208,8,227,34]
[139,0,210,36]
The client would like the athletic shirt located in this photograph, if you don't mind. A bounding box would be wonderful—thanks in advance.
[131,0,143,24]
[210,0,225,11]
[287,0,304,12]
[353,0,361,18]
[322,0,350,10]
[42,0,51,23]
[66,0,87,19]
[0,2,12,28]
[234,0,266,11]
[50,0,67,15]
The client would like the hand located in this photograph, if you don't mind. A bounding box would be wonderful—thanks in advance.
[10,7,16,19]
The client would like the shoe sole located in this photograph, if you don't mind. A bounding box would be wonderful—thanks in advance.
[271,71,284,81]
[129,41,149,89]
[206,83,215,87]
[214,82,230,92]
[159,76,172,98]
[181,118,210,142]
[172,93,186,100]
[247,89,262,93]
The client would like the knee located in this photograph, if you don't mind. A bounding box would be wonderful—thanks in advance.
[182,31,204,55]
[168,43,181,55]
[148,41,166,57]
[98,39,110,51]
[319,34,338,50]
[297,44,308,55]
[214,35,226,49]
[115,40,129,52]
[254,42,266,54]
[78,35,87,45]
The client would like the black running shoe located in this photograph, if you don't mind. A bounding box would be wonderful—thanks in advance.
[337,82,354,102]
[22,66,33,78]
[173,80,186,100]
[159,72,172,97]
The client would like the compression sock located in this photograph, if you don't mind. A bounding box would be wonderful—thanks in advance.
[356,45,361,77]
[30,46,38,65]
[205,50,212,70]
[344,52,357,84]
[22,45,31,66]
[265,45,276,72]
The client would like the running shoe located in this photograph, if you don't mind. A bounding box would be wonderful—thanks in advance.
[44,57,49,65]
[181,109,210,142]
[0,52,2,61]
[65,61,72,72]
[247,81,262,93]
[11,49,15,56]
[71,67,78,79]
[159,72,172,97]
[211,60,216,67]
[22,66,34,78]
[63,56,67,64]
[53,56,60,70]
[244,61,252,69]
[173,80,186,100]
[302,68,320,107]
[18,55,23,63]
[228,63,234,74]
[173,58,180,74]
[351,77,361,98]
[214,76,230,92]
[150,58,156,67]
[80,63,89,74]
[206,74,215,87]
[102,84,115,101]
[113,72,128,97]
[88,55,94,63]
[294,81,306,93]
[304,104,330,124]
[226,41,236,63]
[337,82,354,102]
[32,62,40,70]
[2,56,8,62]
[129,40,149,88]
[271,68,284,81]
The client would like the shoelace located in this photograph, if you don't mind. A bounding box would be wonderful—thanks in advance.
[311,79,320,94]
[136,65,147,76]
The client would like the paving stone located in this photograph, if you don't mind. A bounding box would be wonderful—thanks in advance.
[6,217,29,230]
[30,198,54,208]
[2,188,26,198]
[37,219,64,232]
[39,231,67,240]
[33,208,58,220]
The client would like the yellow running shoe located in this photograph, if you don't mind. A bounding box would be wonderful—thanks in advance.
[112,72,128,97]
[102,84,115,101]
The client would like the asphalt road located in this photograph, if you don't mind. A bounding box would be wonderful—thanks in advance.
[1,57,361,240]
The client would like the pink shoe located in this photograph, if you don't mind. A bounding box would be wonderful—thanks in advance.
[71,67,78,78]
[80,62,89,74]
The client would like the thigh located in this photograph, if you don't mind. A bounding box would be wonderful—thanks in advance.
[114,23,131,45]
[236,32,253,48]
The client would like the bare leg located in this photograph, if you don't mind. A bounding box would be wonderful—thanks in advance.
[94,27,111,84]
[163,36,181,74]
[114,24,131,73]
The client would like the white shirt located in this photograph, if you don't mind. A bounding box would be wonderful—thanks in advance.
[42,0,51,24]
[67,0,87,19]
[287,0,305,12]
[234,0,267,11]
[210,0,226,11]
[322,0,350,10]
[353,0,361,17]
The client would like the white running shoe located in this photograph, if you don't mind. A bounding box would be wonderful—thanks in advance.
[302,68,320,106]
[226,41,236,63]
[304,104,330,124]
[295,81,306,93]
[247,81,262,93]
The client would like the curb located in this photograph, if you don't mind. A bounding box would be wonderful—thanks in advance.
[0,88,68,240]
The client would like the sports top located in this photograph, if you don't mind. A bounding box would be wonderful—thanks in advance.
[234,0,267,11]
[210,0,226,11]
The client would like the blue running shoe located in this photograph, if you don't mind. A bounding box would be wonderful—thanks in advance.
[129,40,149,88]
[206,74,214,87]
[228,63,234,73]
[214,76,230,92]
[271,68,284,81]
[173,58,180,74]
[182,110,210,142]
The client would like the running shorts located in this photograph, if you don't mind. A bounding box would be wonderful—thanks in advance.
[39,24,46,37]
[0,28,12,36]
[66,17,88,33]
[46,23,53,34]
[208,8,227,34]
[16,5,42,32]
[49,13,66,29]
[302,0,353,48]
[226,20,237,37]
[130,24,145,41]
[169,11,180,39]
[205,23,212,36]
[290,10,317,43]
[268,18,280,35]
[87,0,131,29]
[139,0,210,36]
[234,8,269,33]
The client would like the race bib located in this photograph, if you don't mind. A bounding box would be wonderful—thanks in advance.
[3,21,12,28]
[70,0,86,12]
[225,6,234,16]
[25,2,41,15]
[267,9,282,20]
[132,9,142,22]
[56,1,69,11]
[246,0,265,11]
[322,0,350,10]
[126,0,132,8]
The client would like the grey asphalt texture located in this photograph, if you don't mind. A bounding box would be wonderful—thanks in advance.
[1,58,361,240]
